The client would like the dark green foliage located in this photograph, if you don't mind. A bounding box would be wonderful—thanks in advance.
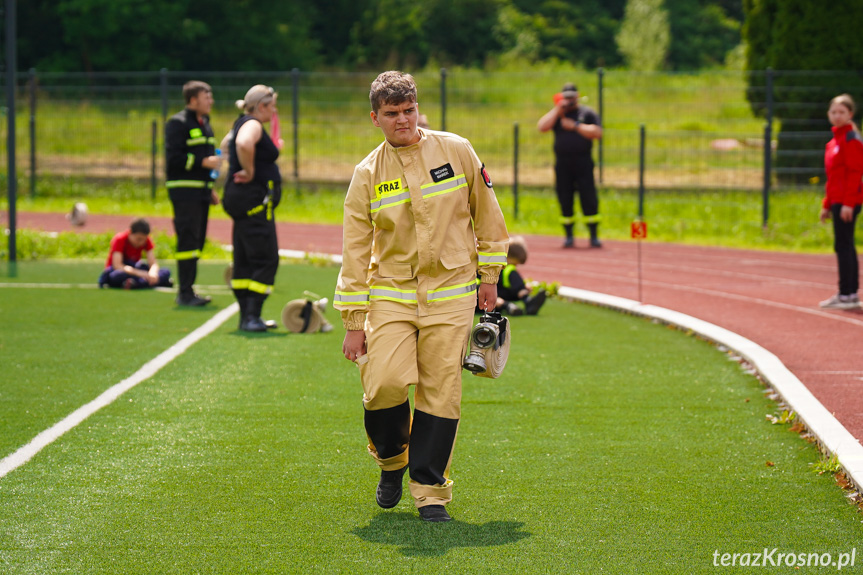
[17,0,743,73]
[20,0,321,72]
[666,0,740,69]
[743,0,863,183]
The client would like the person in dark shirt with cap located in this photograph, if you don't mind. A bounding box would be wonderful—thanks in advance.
[538,82,603,248]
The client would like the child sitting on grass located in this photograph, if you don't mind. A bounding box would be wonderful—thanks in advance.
[98,218,173,290]
[496,236,546,316]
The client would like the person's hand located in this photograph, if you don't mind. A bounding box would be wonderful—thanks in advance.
[560,117,579,131]
[343,330,367,361]
[840,205,854,222]
[146,272,159,286]
[820,207,831,223]
[202,155,221,170]
[233,169,253,184]
[477,283,497,312]
[210,190,220,206]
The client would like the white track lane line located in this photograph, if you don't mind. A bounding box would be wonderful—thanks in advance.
[531,264,863,329]
[0,302,239,480]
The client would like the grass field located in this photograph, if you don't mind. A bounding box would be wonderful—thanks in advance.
[1,261,862,574]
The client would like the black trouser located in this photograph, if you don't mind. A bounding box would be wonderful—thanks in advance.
[171,196,210,296]
[555,155,599,236]
[224,180,281,313]
[831,203,861,296]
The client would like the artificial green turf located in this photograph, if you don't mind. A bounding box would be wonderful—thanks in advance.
[1,262,862,574]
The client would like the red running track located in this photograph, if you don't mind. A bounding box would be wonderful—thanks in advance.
[6,211,863,442]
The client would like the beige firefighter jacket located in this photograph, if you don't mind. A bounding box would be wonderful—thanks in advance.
[335,128,509,330]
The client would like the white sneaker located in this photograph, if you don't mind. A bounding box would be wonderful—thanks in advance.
[819,294,861,309]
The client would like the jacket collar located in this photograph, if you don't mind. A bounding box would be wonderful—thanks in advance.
[832,123,854,137]
[384,128,426,152]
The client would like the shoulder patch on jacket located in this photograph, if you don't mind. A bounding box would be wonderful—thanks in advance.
[481,164,493,188]
[847,130,862,143]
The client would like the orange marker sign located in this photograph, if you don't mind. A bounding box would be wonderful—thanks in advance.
[631,221,648,240]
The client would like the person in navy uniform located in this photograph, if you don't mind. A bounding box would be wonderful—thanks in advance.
[165,80,222,306]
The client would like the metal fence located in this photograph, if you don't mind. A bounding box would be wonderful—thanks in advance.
[1,68,861,204]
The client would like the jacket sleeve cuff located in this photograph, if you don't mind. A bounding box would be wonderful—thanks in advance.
[341,310,367,331]
[479,268,501,284]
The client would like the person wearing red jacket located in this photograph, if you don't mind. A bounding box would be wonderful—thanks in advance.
[820,94,863,309]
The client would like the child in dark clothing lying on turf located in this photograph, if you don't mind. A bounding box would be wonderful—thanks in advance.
[496,236,546,316]
[98,218,173,289]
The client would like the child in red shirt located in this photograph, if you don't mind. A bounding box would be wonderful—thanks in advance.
[98,218,173,289]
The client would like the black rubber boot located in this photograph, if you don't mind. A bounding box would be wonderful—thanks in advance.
[240,292,268,332]
[588,223,602,248]
[376,465,407,509]
[233,289,248,329]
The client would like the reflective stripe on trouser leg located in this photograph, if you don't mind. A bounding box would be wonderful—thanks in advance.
[364,400,411,471]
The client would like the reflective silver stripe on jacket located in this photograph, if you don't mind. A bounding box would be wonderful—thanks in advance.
[478,252,507,266]
[421,175,467,199]
[334,291,370,305]
[370,190,412,214]
[427,280,478,302]
[369,287,418,302]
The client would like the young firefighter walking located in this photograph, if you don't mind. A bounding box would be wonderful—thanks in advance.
[335,71,509,523]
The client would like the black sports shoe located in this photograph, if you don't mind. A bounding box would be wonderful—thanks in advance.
[418,505,451,522]
[240,315,269,332]
[176,293,211,306]
[524,289,547,316]
[504,302,524,316]
[563,237,575,249]
[375,466,407,509]
[590,237,603,248]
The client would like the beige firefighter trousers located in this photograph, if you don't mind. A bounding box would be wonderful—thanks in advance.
[357,306,475,507]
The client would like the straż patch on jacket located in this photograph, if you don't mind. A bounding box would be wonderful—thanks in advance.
[375,178,403,197]
[430,163,455,183]
[481,164,493,188]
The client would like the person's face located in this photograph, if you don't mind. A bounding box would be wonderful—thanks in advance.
[371,100,420,147]
[128,232,148,248]
[189,90,213,116]
[256,97,277,122]
[828,102,853,128]
[563,94,578,109]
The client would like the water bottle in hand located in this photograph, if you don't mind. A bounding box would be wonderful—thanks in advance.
[210,149,222,180]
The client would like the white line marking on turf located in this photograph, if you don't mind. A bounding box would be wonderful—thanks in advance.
[558,286,863,494]
[0,283,232,290]
[0,302,239,480]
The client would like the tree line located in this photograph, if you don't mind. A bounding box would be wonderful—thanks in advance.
[13,0,742,73]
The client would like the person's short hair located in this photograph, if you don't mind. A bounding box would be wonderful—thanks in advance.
[831,93,856,115]
[129,218,150,236]
[561,82,578,98]
[508,236,528,265]
[370,71,417,113]
[183,81,212,105]
[235,84,276,114]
